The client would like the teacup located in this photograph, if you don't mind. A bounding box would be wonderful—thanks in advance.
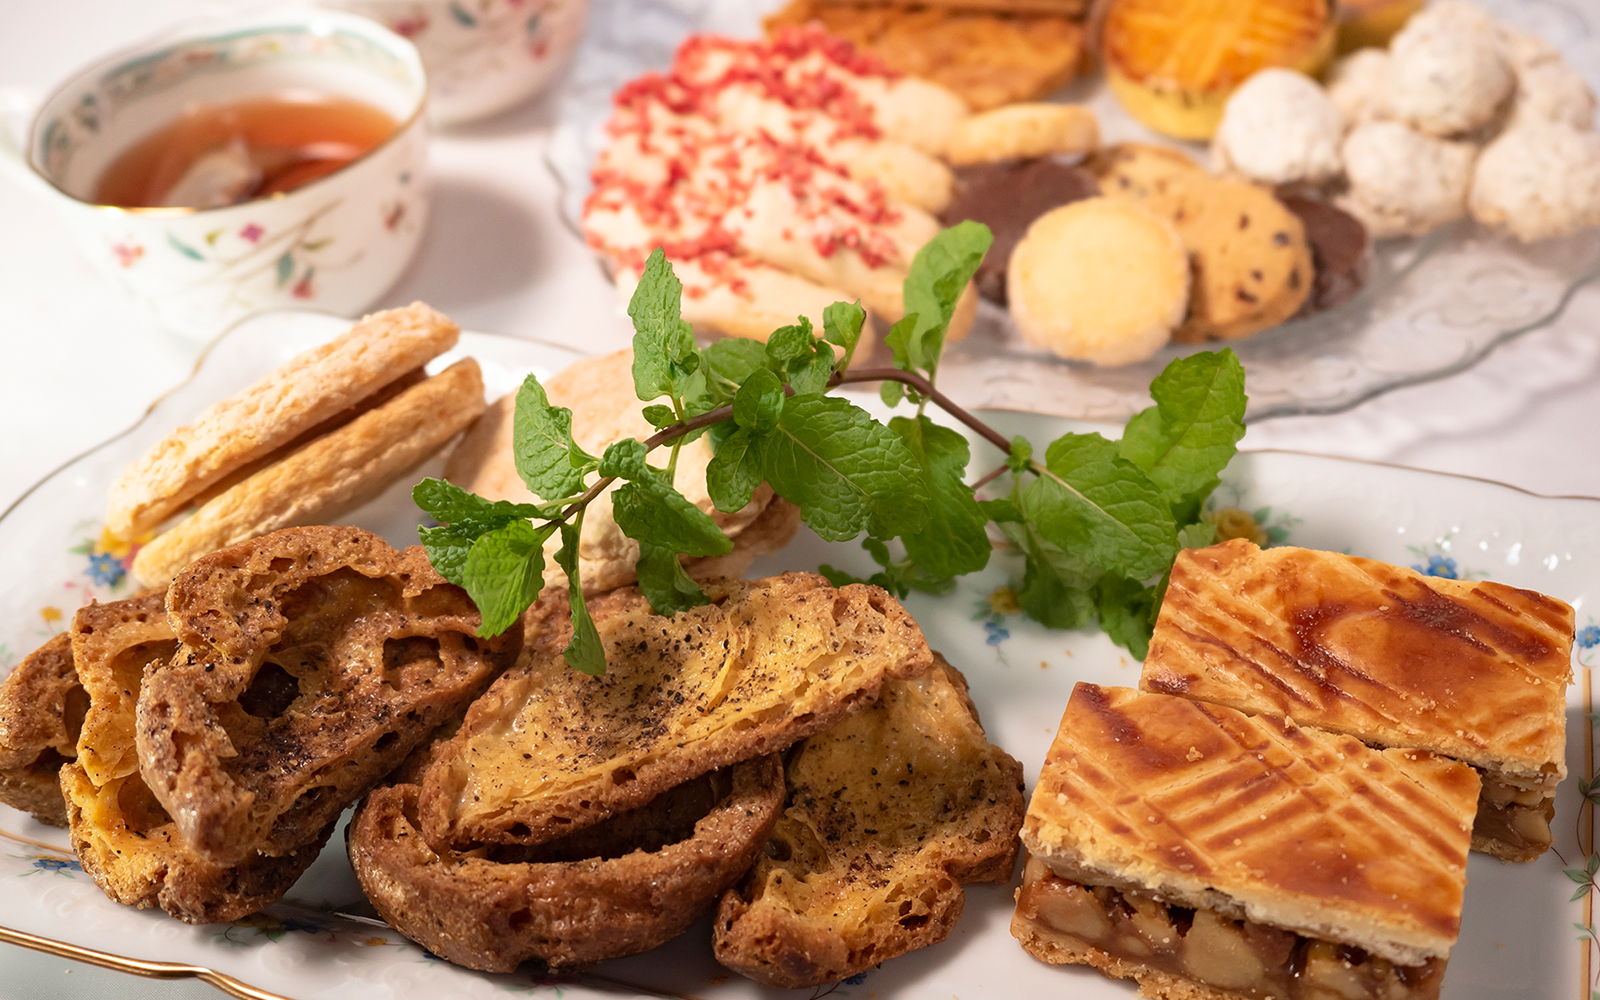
[321,0,591,124]
[0,8,430,340]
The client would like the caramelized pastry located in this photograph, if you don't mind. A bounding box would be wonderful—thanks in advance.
[1142,538,1574,862]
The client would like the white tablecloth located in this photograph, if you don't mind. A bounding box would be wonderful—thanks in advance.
[1,1,1598,996]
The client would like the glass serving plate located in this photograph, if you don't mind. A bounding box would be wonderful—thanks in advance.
[544,0,1600,422]
[0,310,1594,1000]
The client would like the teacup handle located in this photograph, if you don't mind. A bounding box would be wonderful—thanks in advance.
[0,88,52,197]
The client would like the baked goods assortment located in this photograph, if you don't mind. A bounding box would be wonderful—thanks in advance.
[1143,538,1574,863]
[1215,2,1600,242]
[1014,682,1478,1000]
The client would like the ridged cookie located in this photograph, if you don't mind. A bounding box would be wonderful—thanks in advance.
[136,526,517,866]
[713,656,1025,988]
[418,573,934,851]
[0,633,83,825]
[106,303,458,539]
[132,358,486,585]
[350,756,784,973]
[1008,197,1190,365]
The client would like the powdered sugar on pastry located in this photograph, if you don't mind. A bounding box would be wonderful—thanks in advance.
[1470,119,1600,242]
[1507,58,1597,131]
[1326,49,1393,129]
[1213,69,1343,185]
[1338,121,1477,238]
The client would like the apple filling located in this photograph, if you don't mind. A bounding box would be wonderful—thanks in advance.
[1474,775,1554,856]
[1016,858,1446,1000]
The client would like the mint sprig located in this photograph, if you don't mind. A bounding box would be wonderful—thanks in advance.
[416,224,1246,672]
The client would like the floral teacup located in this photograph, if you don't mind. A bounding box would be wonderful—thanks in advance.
[0,8,430,340]
[321,0,590,124]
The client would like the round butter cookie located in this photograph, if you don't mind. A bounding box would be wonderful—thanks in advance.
[1007,197,1189,366]
[1140,176,1314,342]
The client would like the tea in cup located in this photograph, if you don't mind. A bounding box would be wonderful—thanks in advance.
[0,8,430,339]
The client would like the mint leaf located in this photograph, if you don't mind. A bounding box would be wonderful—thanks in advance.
[1119,350,1246,502]
[883,313,921,381]
[613,480,732,556]
[999,520,1094,630]
[707,426,765,513]
[601,439,732,557]
[701,338,770,406]
[880,380,905,407]
[635,540,708,616]
[513,374,589,501]
[414,478,546,533]
[823,300,866,371]
[462,519,551,638]
[418,523,475,587]
[891,415,990,578]
[1023,433,1176,581]
[1178,521,1218,549]
[628,248,697,403]
[787,344,834,396]
[1092,575,1160,660]
[765,317,815,361]
[762,395,930,542]
[1007,436,1032,474]
[556,515,605,675]
[732,368,784,433]
[642,404,677,430]
[897,221,992,378]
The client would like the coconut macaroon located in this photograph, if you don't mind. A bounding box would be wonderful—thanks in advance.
[1338,121,1477,237]
[1213,69,1344,185]
[1014,683,1479,1000]
[1385,1,1513,137]
[1470,118,1600,242]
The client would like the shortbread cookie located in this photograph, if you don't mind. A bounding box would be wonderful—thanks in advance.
[942,158,1100,303]
[1007,197,1189,365]
[62,763,334,924]
[0,633,82,825]
[1090,142,1206,201]
[1339,121,1477,238]
[444,350,778,595]
[1387,1,1512,137]
[1212,68,1344,185]
[1470,119,1600,242]
[1141,176,1314,342]
[350,757,784,973]
[106,303,458,539]
[946,104,1099,166]
[765,1,1085,112]
[136,526,516,865]
[713,656,1025,989]
[132,358,485,585]
[683,497,803,583]
[417,573,933,851]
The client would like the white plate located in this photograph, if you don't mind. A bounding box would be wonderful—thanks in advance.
[544,0,1600,423]
[0,311,1594,1000]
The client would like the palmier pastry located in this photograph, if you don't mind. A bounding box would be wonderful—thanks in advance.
[417,573,933,851]
[714,655,1025,988]
[1142,538,1574,862]
[135,525,516,866]
[1014,683,1479,1000]
[350,752,784,973]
